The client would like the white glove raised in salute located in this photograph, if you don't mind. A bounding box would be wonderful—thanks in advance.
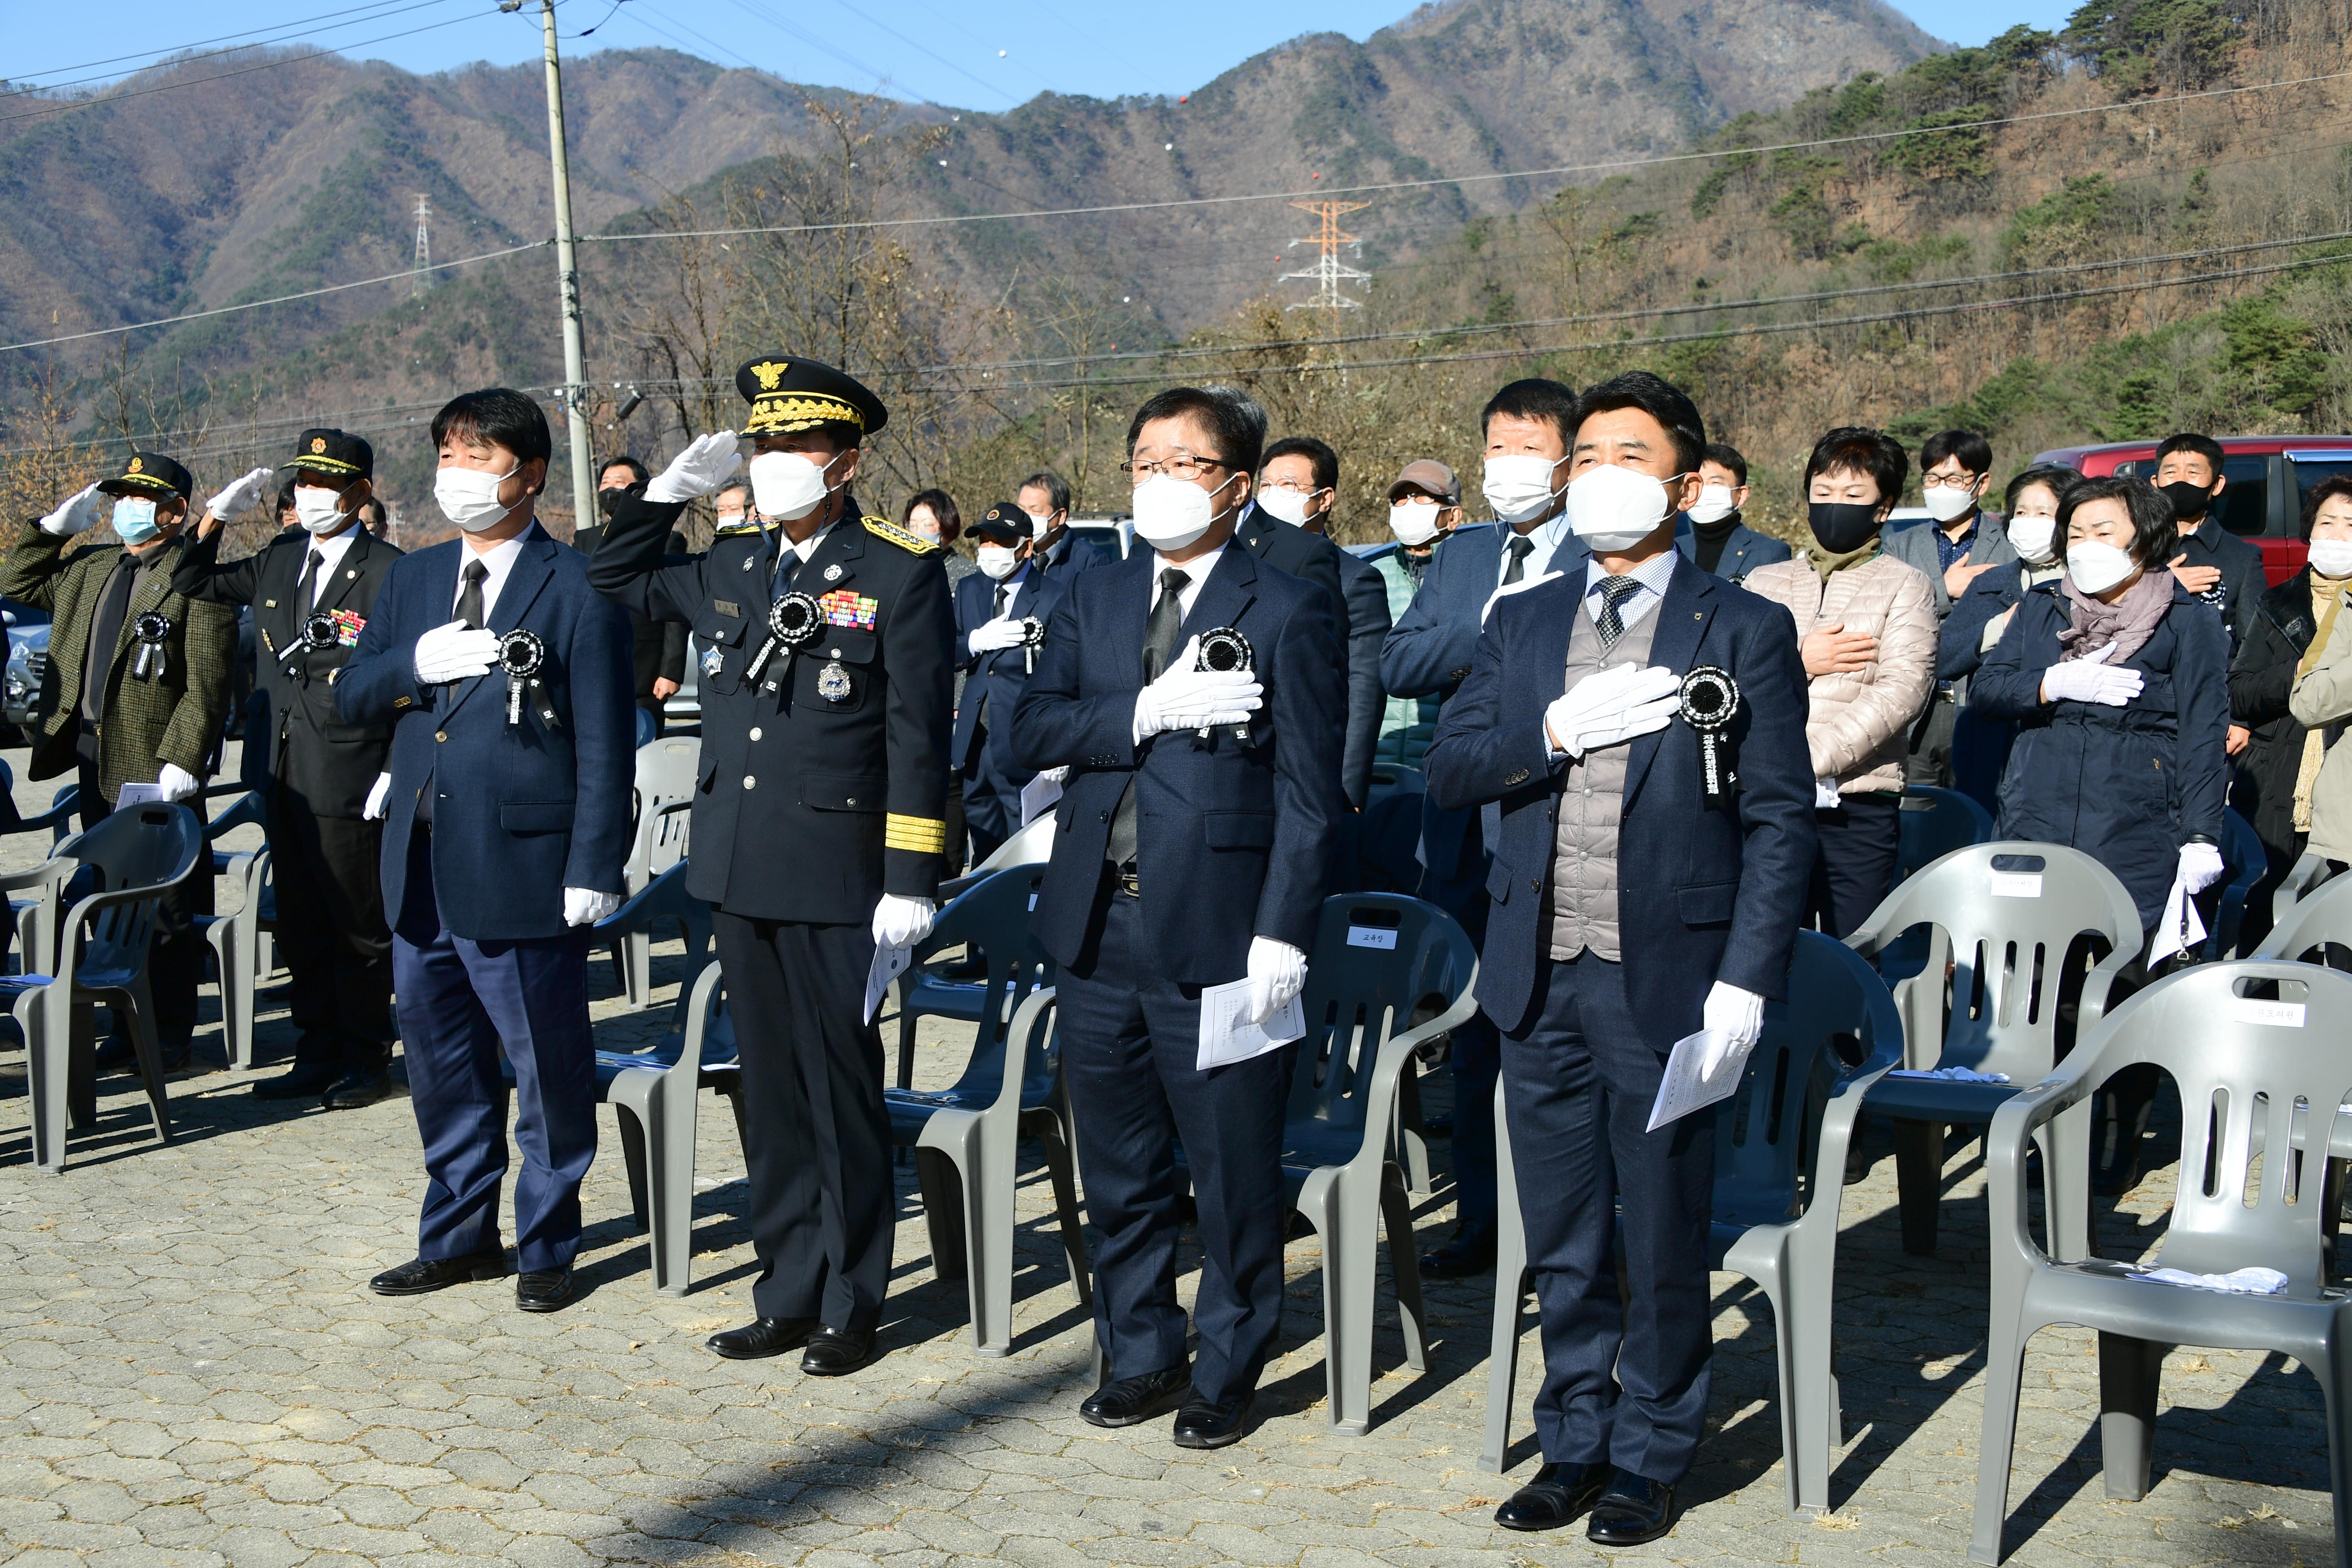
[1543,662,1682,760]
[2042,642,2143,707]
[968,617,1029,655]
[413,620,501,684]
[564,887,623,927]
[38,483,104,537]
[204,466,276,522]
[1699,981,1764,1075]
[1243,935,1308,1026]
[1133,635,1263,741]
[871,893,937,952]
[644,431,743,503]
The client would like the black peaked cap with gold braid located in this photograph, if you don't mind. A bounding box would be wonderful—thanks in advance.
[283,427,374,481]
[734,354,888,439]
[97,451,193,501]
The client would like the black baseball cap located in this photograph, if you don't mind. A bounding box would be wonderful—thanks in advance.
[283,427,374,481]
[969,501,1030,545]
[96,451,192,501]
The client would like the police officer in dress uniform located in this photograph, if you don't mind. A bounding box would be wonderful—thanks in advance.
[955,499,1071,865]
[175,429,403,1108]
[586,356,955,1377]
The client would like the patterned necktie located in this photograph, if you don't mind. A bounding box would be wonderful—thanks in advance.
[1502,534,1535,585]
[1595,574,1644,652]
[455,559,488,631]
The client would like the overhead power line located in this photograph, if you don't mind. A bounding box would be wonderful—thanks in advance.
[3,0,471,96]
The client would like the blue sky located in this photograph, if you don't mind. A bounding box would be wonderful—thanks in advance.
[7,0,2079,113]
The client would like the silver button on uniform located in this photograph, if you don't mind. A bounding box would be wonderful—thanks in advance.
[744,776,757,789]
[749,727,762,741]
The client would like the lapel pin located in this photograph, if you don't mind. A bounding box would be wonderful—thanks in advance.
[825,564,843,582]
[741,555,754,572]
[346,569,357,579]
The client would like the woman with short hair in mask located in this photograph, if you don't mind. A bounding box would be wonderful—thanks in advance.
[1971,474,2230,1192]
[1740,427,1939,937]
[905,489,974,589]
[1939,463,2078,811]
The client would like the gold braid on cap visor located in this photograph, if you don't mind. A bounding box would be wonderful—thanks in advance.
[743,393,866,435]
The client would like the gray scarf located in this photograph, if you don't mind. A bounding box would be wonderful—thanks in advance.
[2059,566,2173,665]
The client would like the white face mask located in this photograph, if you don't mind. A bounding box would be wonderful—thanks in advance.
[746,450,833,522]
[1482,453,1567,525]
[434,463,521,534]
[976,544,1022,580]
[1565,463,1678,553]
[1256,487,1318,527]
[1923,483,1979,523]
[1130,471,1236,553]
[1684,484,1738,525]
[293,486,352,536]
[1025,508,1053,538]
[2066,540,2137,596]
[2310,537,2352,579]
[2007,514,2058,564]
[1388,501,1443,547]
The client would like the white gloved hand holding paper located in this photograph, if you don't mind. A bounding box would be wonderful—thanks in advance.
[38,483,104,537]
[1814,776,1843,810]
[1133,635,1263,740]
[643,431,743,503]
[968,617,1029,655]
[205,466,276,521]
[1242,935,1308,1026]
[155,762,201,802]
[414,621,501,684]
[363,772,392,821]
[1543,663,1680,760]
[2042,642,2143,707]
[1482,569,1563,625]
[2177,841,2224,894]
[564,887,623,927]
[871,893,937,951]
[1700,981,1764,1074]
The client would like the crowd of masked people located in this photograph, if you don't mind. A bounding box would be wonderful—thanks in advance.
[20,352,2352,1548]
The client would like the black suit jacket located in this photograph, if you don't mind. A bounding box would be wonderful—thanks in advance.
[574,521,688,708]
[2175,517,2267,648]
[1230,505,1385,808]
[172,523,403,817]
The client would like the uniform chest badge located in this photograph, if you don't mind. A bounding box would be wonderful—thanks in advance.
[816,589,879,629]
[329,609,365,646]
[741,554,755,572]
[701,645,724,678]
[817,661,853,702]
[824,563,843,582]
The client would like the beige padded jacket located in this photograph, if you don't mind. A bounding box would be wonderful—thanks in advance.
[2290,594,2352,862]
[1741,552,1940,795]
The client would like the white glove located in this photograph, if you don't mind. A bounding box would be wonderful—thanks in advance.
[2178,841,2225,895]
[413,620,501,684]
[205,466,275,520]
[363,773,392,821]
[1243,935,1308,1026]
[1038,765,1070,785]
[38,483,104,537]
[1132,635,1263,740]
[2042,642,2143,707]
[1700,981,1765,1074]
[1482,569,1563,625]
[1543,663,1680,760]
[871,893,937,951]
[1814,776,1843,810]
[564,887,623,927]
[644,431,742,504]
[155,762,201,802]
[968,618,1029,655]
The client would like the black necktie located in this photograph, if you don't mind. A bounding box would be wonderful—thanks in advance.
[1503,534,1535,585]
[1107,568,1192,871]
[297,547,324,609]
[1595,574,1644,652]
[456,559,488,631]
[992,583,1010,620]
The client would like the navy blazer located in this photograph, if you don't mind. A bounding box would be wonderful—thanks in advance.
[1035,528,1114,588]
[953,563,1067,773]
[1231,504,1386,808]
[336,526,638,942]
[1010,545,1345,984]
[1673,515,1792,583]
[1424,555,1816,1043]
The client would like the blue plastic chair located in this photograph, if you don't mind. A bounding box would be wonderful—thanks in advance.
[895,819,1055,1088]
[1897,784,1994,882]
[2207,807,2266,959]
[588,856,711,1036]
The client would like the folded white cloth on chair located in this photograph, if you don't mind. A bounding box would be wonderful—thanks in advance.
[1886,1066,2012,1083]
[2131,1266,2288,1295]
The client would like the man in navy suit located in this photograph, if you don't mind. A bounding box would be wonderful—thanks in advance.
[1021,470,1114,585]
[956,499,1070,863]
[1378,377,1591,1280]
[1011,386,1345,1450]
[338,388,637,1315]
[1427,371,1813,1543]
[1672,442,1791,584]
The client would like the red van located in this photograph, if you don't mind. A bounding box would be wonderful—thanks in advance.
[2032,436,2352,585]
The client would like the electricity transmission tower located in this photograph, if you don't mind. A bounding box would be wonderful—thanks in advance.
[1279,200,1372,313]
[411,195,433,297]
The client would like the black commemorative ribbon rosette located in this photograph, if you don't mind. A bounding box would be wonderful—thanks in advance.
[131,611,171,680]
[497,629,561,732]
[747,591,822,691]
[1019,615,1047,675]
[279,610,339,668]
[1195,626,1255,746]
[1678,664,1740,801]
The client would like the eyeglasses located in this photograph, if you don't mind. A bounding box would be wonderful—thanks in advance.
[1120,456,1228,484]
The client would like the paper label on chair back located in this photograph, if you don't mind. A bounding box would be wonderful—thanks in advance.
[2226,997,2306,1028]
[1989,871,2042,898]
[1346,926,1398,950]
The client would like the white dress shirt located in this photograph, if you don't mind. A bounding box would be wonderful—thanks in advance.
[299,521,362,607]
[453,522,542,625]
[1580,545,1678,634]
[1147,543,1224,621]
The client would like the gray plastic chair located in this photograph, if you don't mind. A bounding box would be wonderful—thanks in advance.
[0,762,79,977]
[1970,960,2352,1567]
[605,738,699,1010]
[1898,784,1994,881]
[1846,841,2141,1260]
[194,790,272,1070]
[884,868,1082,1356]
[598,959,734,1296]
[1261,892,1478,1434]
[2254,863,2352,968]
[4,804,203,1172]
[897,818,1056,1088]
[2273,850,2338,923]
[589,852,711,1034]
[1481,933,1903,1511]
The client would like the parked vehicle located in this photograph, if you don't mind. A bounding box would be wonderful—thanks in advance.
[2032,436,2352,585]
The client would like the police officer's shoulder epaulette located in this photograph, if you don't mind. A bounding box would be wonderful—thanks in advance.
[714,518,762,536]
[862,515,940,555]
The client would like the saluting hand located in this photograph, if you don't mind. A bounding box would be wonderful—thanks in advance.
[645,431,743,503]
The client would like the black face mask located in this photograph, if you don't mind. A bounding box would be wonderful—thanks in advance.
[2161,479,2214,524]
[597,484,644,517]
[1808,501,1881,555]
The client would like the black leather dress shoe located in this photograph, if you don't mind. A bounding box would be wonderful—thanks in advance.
[1586,1470,1677,1546]
[800,1326,874,1376]
[1171,1391,1253,1449]
[1078,1364,1191,1429]
[1494,1461,1611,1531]
[253,1065,337,1100]
[1420,1225,1497,1279]
[515,1266,575,1312]
[707,1317,821,1360]
[369,1248,508,1296]
[321,1069,393,1110]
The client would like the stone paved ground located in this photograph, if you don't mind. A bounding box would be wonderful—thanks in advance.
[0,746,2333,1567]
